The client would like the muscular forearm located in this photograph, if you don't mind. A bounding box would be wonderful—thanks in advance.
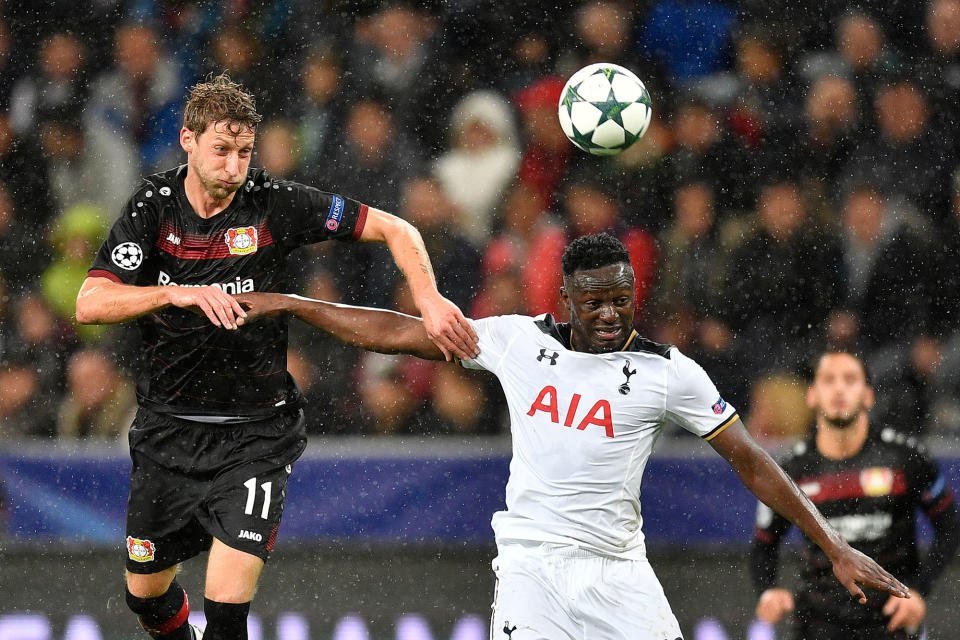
[282,295,445,360]
[381,217,439,306]
[736,445,844,556]
[76,278,171,324]
[713,425,845,558]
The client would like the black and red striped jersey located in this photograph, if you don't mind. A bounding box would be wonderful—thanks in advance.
[88,165,368,418]
[751,426,958,623]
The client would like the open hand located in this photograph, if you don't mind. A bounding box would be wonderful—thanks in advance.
[418,293,479,361]
[830,544,909,604]
[167,285,246,329]
[883,589,925,632]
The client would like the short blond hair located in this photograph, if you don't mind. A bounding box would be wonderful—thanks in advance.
[183,72,262,136]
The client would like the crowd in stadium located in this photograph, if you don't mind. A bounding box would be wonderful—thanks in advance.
[1,0,959,440]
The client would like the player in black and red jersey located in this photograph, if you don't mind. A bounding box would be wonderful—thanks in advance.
[75,73,479,640]
[752,351,959,639]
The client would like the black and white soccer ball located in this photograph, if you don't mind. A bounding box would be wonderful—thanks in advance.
[558,63,653,156]
[111,242,143,270]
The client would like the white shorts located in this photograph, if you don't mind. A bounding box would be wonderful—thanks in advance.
[490,542,683,640]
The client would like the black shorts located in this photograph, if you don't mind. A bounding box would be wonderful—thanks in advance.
[124,407,307,574]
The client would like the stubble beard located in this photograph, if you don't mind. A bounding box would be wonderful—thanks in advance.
[821,405,863,429]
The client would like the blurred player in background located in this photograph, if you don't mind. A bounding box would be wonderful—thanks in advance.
[752,351,959,639]
[75,73,477,640]
[235,233,909,640]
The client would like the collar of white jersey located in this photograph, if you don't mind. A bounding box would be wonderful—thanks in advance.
[533,314,671,357]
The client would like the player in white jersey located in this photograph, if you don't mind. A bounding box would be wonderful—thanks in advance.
[234,233,909,640]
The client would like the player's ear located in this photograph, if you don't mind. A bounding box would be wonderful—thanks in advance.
[180,127,195,153]
[805,384,817,409]
[559,285,569,307]
[863,384,875,409]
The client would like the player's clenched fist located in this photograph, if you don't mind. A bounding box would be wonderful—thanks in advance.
[755,588,794,624]
[168,285,247,330]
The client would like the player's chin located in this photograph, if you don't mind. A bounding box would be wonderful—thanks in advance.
[590,327,626,351]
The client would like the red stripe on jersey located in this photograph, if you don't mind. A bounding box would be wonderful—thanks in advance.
[155,220,274,259]
[88,269,122,283]
[796,468,907,503]
[352,204,369,240]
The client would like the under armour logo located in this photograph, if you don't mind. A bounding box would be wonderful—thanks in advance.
[537,349,559,365]
[618,360,637,395]
[503,623,517,638]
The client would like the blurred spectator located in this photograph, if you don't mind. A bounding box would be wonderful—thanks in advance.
[478,181,566,318]
[720,179,844,374]
[434,90,521,246]
[0,111,56,230]
[0,360,55,439]
[86,22,184,172]
[827,184,938,355]
[745,373,812,444]
[802,12,900,124]
[294,47,348,168]
[664,98,749,212]
[8,31,88,135]
[0,179,48,290]
[9,292,75,394]
[843,79,952,219]
[397,175,481,311]
[653,180,724,317]
[312,96,420,307]
[917,0,960,144]
[57,348,135,439]
[40,204,109,341]
[348,2,446,152]
[642,0,736,83]
[869,335,942,435]
[37,107,138,216]
[256,120,303,181]
[315,95,420,210]
[513,77,572,207]
[790,74,858,203]
[727,27,796,166]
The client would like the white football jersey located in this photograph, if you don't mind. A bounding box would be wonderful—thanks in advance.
[463,314,739,559]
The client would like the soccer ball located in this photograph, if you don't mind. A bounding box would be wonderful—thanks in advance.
[558,63,653,156]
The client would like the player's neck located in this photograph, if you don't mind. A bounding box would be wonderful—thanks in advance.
[816,413,869,460]
[184,169,236,219]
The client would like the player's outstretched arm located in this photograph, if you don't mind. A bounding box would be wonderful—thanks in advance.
[76,276,247,329]
[235,292,447,360]
[708,420,910,604]
[357,207,479,361]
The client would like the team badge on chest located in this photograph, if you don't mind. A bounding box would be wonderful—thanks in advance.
[860,467,895,497]
[225,226,258,255]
